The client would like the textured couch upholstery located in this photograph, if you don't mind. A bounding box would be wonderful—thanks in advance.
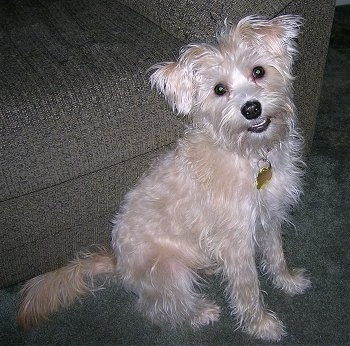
[0,0,335,288]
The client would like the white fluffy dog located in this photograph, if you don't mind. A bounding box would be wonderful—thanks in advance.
[18,15,311,341]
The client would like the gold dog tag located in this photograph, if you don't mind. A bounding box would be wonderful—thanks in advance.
[256,161,272,190]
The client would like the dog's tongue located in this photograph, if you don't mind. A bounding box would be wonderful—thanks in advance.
[248,118,271,133]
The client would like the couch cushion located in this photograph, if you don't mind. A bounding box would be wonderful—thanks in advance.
[0,147,163,287]
[0,0,185,202]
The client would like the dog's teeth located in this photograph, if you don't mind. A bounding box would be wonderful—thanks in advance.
[248,118,271,133]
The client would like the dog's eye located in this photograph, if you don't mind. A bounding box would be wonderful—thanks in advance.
[252,66,265,79]
[214,83,227,96]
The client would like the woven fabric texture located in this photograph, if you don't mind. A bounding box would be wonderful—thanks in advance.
[119,0,293,41]
[0,0,183,201]
[0,0,335,287]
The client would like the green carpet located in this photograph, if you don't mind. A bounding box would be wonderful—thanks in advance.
[1,6,349,345]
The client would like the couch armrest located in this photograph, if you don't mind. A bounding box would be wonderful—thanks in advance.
[118,0,298,41]
[284,0,335,155]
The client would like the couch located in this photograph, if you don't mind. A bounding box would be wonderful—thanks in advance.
[0,0,335,289]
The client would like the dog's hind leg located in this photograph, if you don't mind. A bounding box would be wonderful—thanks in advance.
[122,247,220,328]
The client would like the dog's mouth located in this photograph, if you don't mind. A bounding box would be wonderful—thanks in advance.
[248,118,271,133]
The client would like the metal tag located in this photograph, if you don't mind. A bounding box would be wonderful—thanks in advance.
[256,160,272,190]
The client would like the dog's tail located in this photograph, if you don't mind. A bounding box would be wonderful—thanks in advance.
[17,246,116,329]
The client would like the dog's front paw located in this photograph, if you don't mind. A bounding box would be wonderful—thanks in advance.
[276,268,311,296]
[245,311,286,341]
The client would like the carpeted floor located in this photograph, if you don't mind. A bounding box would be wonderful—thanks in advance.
[1,5,349,345]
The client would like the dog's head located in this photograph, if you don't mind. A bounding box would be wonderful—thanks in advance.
[150,15,303,154]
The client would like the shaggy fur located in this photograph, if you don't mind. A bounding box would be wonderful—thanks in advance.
[18,15,311,341]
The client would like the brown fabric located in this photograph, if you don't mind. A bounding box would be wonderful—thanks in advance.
[284,0,336,153]
[119,0,293,41]
[0,0,184,202]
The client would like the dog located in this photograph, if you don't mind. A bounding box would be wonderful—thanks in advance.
[17,15,311,341]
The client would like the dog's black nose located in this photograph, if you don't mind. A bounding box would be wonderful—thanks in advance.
[241,101,262,120]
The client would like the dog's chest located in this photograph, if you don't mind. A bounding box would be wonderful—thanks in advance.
[186,143,298,217]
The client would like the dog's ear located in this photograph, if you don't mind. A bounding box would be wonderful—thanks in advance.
[150,58,194,115]
[235,15,303,63]
[264,15,304,59]
[150,44,218,115]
